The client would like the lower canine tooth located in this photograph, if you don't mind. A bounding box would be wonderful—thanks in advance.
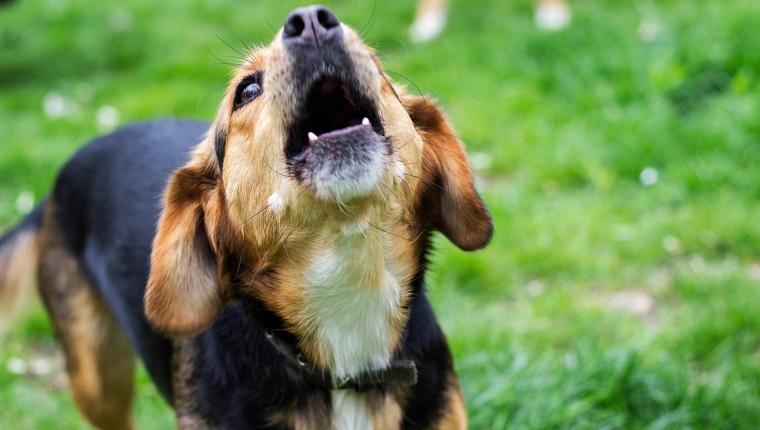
[308,132,318,141]
[362,117,370,126]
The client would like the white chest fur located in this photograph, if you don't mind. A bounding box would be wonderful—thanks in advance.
[301,229,402,380]
[331,390,374,430]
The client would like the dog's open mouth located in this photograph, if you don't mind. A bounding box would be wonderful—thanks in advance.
[284,74,390,200]
[286,75,385,161]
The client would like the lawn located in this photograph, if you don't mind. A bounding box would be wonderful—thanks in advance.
[2,0,760,428]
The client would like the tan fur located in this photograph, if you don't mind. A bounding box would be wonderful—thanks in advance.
[437,377,468,430]
[401,93,493,251]
[370,392,403,429]
[0,230,39,333]
[38,205,136,430]
[145,150,228,336]
[292,395,331,430]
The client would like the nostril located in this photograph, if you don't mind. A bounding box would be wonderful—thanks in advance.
[316,8,339,30]
[283,14,306,39]
[282,6,341,44]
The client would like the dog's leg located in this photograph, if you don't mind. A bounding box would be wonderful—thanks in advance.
[435,378,468,430]
[38,209,136,430]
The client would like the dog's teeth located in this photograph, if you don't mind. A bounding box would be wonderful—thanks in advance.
[308,132,318,141]
[362,117,371,126]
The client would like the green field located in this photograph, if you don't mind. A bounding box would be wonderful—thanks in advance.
[2,0,760,428]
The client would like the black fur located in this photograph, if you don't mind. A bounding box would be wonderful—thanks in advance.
[47,119,208,401]
[214,123,228,173]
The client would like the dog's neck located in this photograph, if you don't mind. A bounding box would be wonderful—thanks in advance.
[276,221,408,380]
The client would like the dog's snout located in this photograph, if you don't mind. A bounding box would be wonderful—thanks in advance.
[283,5,341,45]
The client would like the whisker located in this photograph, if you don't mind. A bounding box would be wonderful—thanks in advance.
[210,199,237,238]
[264,159,296,179]
[215,34,246,60]
[375,36,411,56]
[394,134,417,152]
[380,182,399,201]
[404,172,444,191]
[420,137,455,154]
[385,70,424,99]
[262,11,276,33]
[419,149,438,169]
[367,222,411,241]
[335,194,351,217]
[235,255,244,279]
[264,210,277,243]
[239,204,272,228]
[356,0,378,35]
[281,234,294,264]
[196,83,229,110]
[396,172,413,196]
[233,32,254,55]
[374,185,390,205]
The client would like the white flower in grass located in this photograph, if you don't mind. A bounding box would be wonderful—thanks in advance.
[608,291,655,317]
[689,255,707,274]
[637,20,661,42]
[43,92,67,119]
[469,152,493,172]
[97,105,121,131]
[29,357,54,376]
[15,191,34,215]
[6,357,27,375]
[527,280,544,297]
[662,235,681,255]
[109,10,133,32]
[535,0,571,31]
[639,167,658,186]
[749,263,760,281]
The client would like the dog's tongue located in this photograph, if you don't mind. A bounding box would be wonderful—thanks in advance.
[308,121,377,149]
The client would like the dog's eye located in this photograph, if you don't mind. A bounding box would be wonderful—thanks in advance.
[234,73,263,110]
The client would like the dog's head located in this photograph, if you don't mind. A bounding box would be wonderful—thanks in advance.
[146,6,492,371]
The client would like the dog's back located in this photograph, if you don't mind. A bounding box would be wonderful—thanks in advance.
[0,119,206,409]
[49,119,211,399]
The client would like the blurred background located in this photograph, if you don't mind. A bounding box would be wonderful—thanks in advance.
[2,0,760,428]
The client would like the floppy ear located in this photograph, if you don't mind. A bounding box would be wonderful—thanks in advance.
[145,158,225,337]
[402,94,493,251]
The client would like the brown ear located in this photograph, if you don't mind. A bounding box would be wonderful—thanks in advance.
[403,94,493,251]
[145,161,224,336]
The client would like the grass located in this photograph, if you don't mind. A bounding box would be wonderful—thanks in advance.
[2,0,760,428]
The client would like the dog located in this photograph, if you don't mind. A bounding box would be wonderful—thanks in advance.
[0,5,492,429]
[410,0,571,43]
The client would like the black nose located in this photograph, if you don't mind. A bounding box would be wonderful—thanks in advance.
[283,5,341,45]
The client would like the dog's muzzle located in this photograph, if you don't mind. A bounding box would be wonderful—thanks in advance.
[280,6,389,200]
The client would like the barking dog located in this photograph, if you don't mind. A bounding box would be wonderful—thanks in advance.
[0,6,492,429]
